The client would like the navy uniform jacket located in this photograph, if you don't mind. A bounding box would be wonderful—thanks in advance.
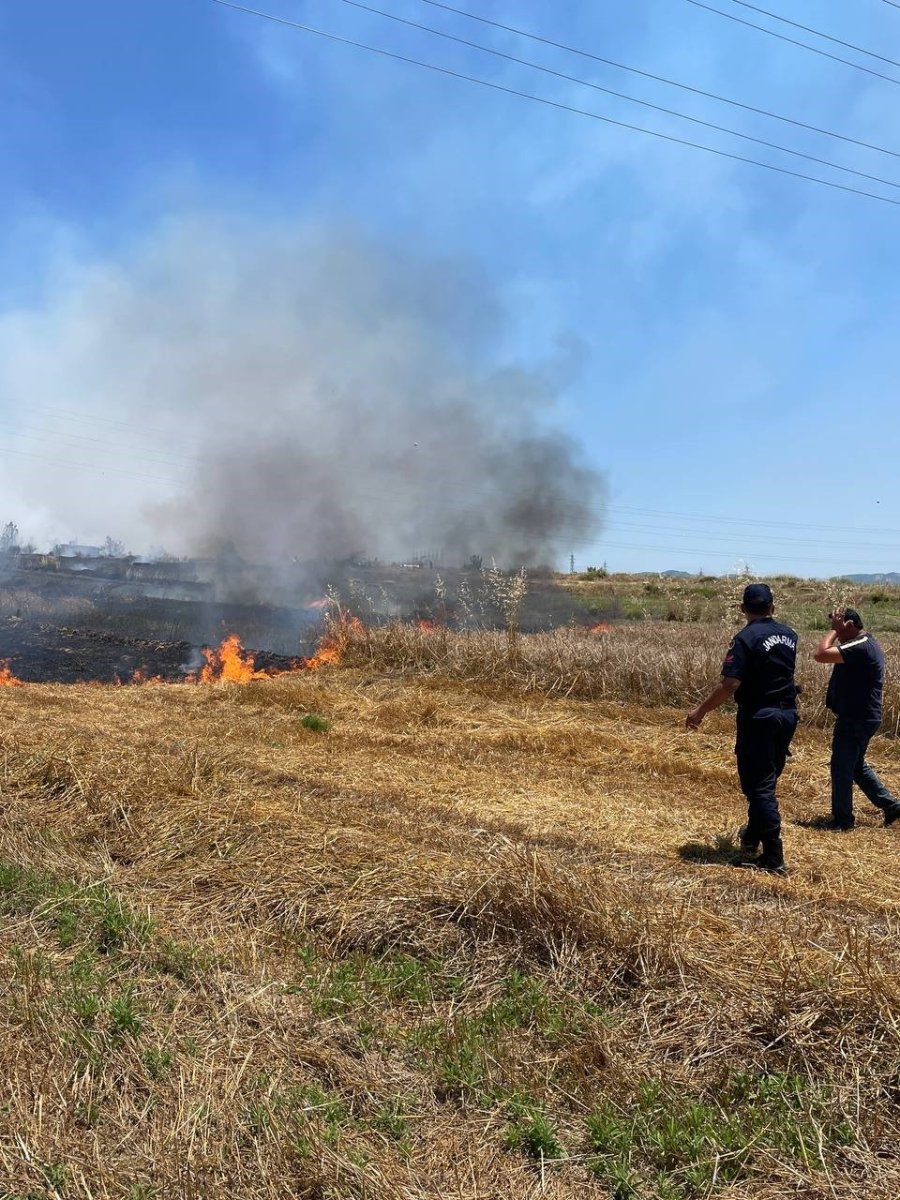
[721,617,799,714]
[826,632,884,724]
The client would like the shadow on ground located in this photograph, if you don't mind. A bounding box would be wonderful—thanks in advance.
[793,815,851,831]
[678,833,738,865]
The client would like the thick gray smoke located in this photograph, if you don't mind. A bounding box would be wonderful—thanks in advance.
[0,216,603,567]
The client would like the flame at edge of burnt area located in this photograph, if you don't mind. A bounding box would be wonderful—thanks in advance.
[0,660,23,687]
[181,614,366,685]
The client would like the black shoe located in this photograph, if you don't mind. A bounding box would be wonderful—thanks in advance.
[732,842,760,866]
[885,808,900,827]
[823,819,855,832]
[733,854,788,877]
[733,837,787,876]
[737,825,760,855]
[731,851,758,867]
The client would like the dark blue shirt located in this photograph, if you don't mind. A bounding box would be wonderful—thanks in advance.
[721,617,798,714]
[826,632,884,724]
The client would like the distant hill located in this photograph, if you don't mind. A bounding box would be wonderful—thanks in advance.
[655,570,900,584]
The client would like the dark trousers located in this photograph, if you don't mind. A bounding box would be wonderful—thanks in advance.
[735,708,798,845]
[830,717,899,827]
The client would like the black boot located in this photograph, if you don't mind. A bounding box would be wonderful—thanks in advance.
[732,829,760,865]
[885,806,900,827]
[738,825,760,854]
[757,836,787,876]
[735,836,787,876]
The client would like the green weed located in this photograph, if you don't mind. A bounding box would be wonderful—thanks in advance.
[504,1095,562,1161]
[0,862,151,953]
[41,1161,67,1190]
[143,1046,173,1080]
[108,992,142,1039]
[126,1186,157,1200]
[586,1072,854,1198]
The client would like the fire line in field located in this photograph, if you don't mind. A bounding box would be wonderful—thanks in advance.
[0,615,364,688]
[186,614,365,684]
[0,660,22,687]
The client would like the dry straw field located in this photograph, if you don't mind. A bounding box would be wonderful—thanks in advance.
[2,614,900,1199]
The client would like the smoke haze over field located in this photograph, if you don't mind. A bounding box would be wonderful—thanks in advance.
[0,216,604,567]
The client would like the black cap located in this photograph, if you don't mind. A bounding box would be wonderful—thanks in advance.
[742,583,774,610]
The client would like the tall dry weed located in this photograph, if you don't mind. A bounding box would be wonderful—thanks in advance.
[342,619,900,735]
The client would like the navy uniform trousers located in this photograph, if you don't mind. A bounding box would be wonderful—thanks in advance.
[735,706,798,844]
[831,717,899,827]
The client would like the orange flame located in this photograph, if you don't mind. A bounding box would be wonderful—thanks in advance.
[130,669,165,686]
[587,622,610,635]
[304,614,365,671]
[416,619,438,632]
[305,597,330,610]
[0,660,22,687]
[189,615,365,684]
[199,633,269,684]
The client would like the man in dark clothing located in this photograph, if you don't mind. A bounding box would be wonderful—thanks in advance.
[814,607,900,830]
[686,583,798,875]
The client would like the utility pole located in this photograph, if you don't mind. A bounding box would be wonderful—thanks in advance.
[569,553,575,575]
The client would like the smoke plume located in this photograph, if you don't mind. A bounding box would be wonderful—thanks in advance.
[0,215,603,567]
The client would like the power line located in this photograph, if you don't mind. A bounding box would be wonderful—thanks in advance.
[2,445,179,487]
[209,0,900,208]
[488,533,894,568]
[7,432,900,567]
[24,403,900,542]
[420,1,900,163]
[24,400,900,543]
[414,0,900,161]
[6,424,197,471]
[604,519,900,555]
[609,501,900,538]
[884,1,900,12]
[724,0,900,68]
[683,0,900,87]
[37,405,184,445]
[331,0,900,193]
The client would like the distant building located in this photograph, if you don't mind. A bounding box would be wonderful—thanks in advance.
[54,543,103,558]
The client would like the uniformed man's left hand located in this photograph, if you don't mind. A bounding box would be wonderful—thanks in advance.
[685,708,704,730]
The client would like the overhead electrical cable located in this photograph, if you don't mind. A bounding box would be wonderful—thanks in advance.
[330,0,900,192]
[606,502,900,537]
[25,404,900,541]
[31,406,194,448]
[7,436,899,566]
[208,1,900,208]
[600,519,900,554]
[682,0,900,86]
[414,0,900,161]
[536,538,887,567]
[26,402,900,541]
[1,445,180,487]
[6,426,197,471]
[724,0,900,68]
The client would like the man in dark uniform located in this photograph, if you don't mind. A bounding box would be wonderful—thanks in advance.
[814,607,900,830]
[686,583,798,875]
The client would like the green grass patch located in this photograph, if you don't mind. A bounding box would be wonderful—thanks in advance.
[0,862,151,953]
[586,1072,855,1198]
[504,1094,562,1161]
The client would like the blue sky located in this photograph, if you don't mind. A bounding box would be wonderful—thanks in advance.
[1,0,899,574]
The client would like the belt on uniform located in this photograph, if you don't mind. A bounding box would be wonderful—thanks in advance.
[738,700,797,712]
